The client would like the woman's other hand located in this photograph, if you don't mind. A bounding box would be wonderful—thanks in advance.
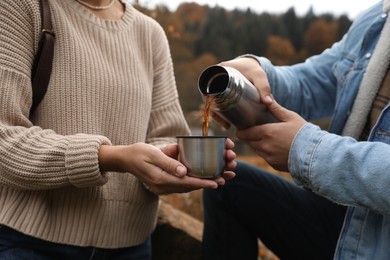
[98,138,236,195]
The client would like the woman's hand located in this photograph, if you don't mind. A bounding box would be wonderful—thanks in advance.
[98,138,236,195]
[236,98,306,172]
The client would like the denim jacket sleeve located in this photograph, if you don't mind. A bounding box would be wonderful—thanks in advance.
[289,121,390,215]
[255,40,344,121]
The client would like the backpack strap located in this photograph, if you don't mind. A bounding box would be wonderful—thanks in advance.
[30,0,55,118]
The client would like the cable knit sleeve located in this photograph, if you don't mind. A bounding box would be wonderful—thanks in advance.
[146,18,190,147]
[0,0,111,190]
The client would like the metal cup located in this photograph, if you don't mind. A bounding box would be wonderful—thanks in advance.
[177,136,227,179]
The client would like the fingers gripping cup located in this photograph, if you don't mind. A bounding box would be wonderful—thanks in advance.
[177,136,227,179]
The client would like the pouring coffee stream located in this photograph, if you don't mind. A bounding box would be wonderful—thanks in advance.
[199,65,277,131]
[202,96,215,136]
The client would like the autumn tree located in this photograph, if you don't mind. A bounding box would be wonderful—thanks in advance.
[196,6,235,60]
[304,19,339,55]
[266,35,296,65]
[282,7,303,51]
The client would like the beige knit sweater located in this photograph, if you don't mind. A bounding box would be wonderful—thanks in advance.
[0,0,190,248]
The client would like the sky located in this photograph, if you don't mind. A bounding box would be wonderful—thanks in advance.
[137,0,378,19]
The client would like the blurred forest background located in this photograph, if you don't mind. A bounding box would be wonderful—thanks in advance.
[135,1,353,154]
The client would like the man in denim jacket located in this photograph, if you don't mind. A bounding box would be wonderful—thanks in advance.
[202,0,390,259]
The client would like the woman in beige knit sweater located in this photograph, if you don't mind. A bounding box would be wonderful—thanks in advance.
[0,0,236,258]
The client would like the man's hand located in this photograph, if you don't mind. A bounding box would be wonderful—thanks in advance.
[211,57,274,129]
[236,98,306,172]
[219,57,273,105]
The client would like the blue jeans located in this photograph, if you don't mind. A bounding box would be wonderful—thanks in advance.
[202,161,347,260]
[0,224,151,260]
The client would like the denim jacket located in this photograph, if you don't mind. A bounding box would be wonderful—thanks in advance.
[254,1,390,258]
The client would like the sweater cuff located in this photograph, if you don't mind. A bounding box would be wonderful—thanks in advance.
[65,134,111,188]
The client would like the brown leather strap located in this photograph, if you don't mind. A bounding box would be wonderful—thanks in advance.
[30,0,55,118]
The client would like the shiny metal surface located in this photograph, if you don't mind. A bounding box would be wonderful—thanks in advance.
[198,65,276,129]
[177,136,226,179]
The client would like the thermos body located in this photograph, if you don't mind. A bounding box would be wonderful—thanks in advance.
[198,65,276,130]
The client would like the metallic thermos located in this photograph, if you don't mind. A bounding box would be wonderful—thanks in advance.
[198,65,276,130]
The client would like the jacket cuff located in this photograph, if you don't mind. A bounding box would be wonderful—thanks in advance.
[288,123,327,186]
